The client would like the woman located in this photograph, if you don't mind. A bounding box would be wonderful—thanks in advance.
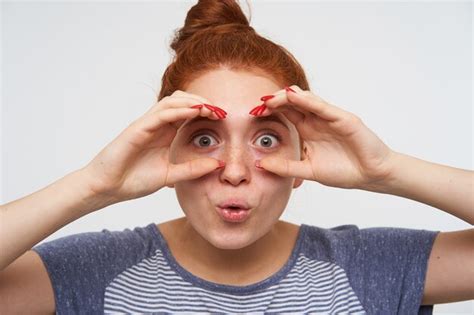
[1,0,472,314]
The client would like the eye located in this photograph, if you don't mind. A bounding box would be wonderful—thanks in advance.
[255,133,281,149]
[192,134,218,148]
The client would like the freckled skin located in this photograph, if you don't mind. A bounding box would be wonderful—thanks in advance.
[164,68,304,282]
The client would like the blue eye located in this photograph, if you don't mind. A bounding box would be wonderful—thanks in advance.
[192,134,218,148]
[255,133,280,148]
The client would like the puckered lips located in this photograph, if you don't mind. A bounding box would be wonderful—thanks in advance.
[216,199,251,223]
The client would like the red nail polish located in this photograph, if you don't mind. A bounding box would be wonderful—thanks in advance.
[249,105,260,115]
[256,104,266,116]
[216,160,226,169]
[204,104,216,111]
[255,160,264,169]
[214,109,224,119]
[250,105,265,116]
[285,86,296,93]
[204,104,226,119]
[217,107,227,115]
[261,95,275,101]
[191,104,203,109]
[206,104,227,115]
[216,109,227,118]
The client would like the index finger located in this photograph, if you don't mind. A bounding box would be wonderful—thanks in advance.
[264,85,346,122]
[148,89,215,114]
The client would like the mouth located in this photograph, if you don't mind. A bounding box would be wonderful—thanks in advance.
[216,199,252,223]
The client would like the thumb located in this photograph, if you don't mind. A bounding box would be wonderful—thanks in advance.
[258,157,312,180]
[166,158,224,185]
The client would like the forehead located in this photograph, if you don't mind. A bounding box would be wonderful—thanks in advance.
[184,68,282,107]
[180,68,294,132]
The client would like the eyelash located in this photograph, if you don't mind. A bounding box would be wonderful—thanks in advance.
[190,130,282,149]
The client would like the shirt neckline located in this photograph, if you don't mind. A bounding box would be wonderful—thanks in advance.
[149,222,307,295]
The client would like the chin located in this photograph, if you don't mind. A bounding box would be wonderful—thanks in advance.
[207,235,254,250]
[201,222,266,250]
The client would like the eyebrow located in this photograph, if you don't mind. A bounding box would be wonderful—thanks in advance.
[180,114,290,131]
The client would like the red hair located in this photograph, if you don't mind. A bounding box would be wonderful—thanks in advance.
[159,0,310,99]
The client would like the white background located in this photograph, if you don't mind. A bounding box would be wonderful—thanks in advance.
[1,0,472,313]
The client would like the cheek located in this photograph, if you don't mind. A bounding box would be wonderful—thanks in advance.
[260,173,295,193]
[174,179,206,215]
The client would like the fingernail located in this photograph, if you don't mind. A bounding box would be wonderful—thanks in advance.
[204,104,226,119]
[260,95,275,102]
[191,104,204,109]
[216,160,226,169]
[217,107,227,115]
[285,86,296,93]
[215,111,226,119]
[256,104,267,116]
[249,104,266,116]
[255,160,264,169]
[249,105,261,115]
[206,104,227,115]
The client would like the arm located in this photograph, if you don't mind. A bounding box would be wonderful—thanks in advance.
[0,91,224,272]
[367,151,473,225]
[0,168,114,271]
[367,151,474,305]
[0,92,222,313]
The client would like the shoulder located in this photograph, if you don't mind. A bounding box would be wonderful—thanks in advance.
[299,224,440,314]
[34,223,159,255]
[300,224,361,256]
[32,222,162,279]
[29,223,161,313]
[299,224,439,265]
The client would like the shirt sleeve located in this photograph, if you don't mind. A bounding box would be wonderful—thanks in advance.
[353,227,440,315]
[31,225,156,315]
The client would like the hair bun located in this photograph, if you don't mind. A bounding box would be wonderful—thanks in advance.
[171,0,252,53]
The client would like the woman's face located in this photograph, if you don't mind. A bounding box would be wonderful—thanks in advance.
[169,68,303,250]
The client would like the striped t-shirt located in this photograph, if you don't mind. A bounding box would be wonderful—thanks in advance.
[32,222,439,314]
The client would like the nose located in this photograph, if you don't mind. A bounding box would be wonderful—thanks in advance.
[218,144,252,186]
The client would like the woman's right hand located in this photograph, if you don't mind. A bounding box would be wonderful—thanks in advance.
[80,90,227,204]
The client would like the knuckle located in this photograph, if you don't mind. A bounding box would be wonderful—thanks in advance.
[291,85,302,92]
[285,158,290,177]
[161,95,171,102]
[171,90,184,96]
[188,160,194,177]
[163,164,170,187]
[347,113,362,125]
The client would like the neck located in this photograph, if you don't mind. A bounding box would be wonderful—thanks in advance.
[161,217,299,286]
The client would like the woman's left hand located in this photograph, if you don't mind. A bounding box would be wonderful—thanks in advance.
[255,85,397,190]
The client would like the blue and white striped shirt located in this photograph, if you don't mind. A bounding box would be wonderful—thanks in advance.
[33,223,439,314]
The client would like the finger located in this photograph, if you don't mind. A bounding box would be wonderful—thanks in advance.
[258,156,314,180]
[285,85,349,122]
[272,106,306,127]
[169,99,226,120]
[259,90,311,119]
[149,96,218,119]
[150,89,213,113]
[139,107,201,133]
[160,97,212,114]
[148,97,227,126]
[166,158,224,185]
[264,85,348,122]
[170,90,227,119]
